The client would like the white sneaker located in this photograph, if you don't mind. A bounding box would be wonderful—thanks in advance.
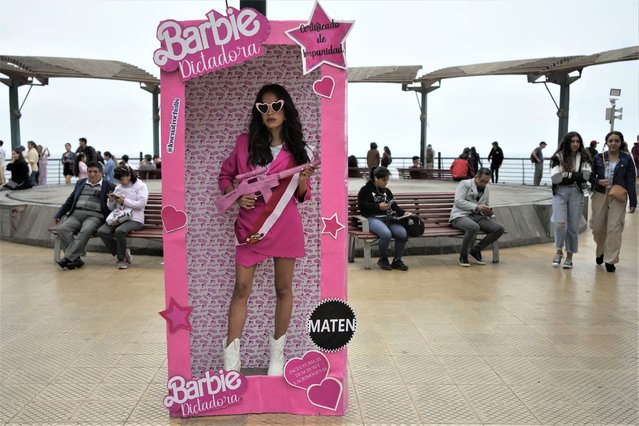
[124,248,133,264]
[117,260,128,269]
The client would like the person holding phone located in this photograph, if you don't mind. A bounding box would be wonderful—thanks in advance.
[357,166,410,271]
[98,166,148,269]
[449,167,505,267]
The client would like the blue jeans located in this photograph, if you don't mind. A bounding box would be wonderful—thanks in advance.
[451,214,505,256]
[552,185,584,253]
[368,216,408,260]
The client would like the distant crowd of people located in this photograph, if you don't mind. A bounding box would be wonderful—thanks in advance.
[353,132,637,274]
[0,137,160,270]
[2,137,161,190]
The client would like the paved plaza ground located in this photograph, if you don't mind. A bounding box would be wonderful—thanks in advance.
[1,201,637,424]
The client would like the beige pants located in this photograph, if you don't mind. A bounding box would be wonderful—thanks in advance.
[590,191,627,264]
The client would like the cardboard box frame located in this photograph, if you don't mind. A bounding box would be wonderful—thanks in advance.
[160,19,349,416]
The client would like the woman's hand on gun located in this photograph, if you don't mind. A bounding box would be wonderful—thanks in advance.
[238,194,256,209]
[299,165,316,184]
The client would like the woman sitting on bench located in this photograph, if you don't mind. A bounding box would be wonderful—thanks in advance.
[97,166,148,270]
[357,166,409,271]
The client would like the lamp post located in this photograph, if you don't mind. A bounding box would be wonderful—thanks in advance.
[606,88,623,132]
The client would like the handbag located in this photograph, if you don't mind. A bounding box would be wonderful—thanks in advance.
[106,207,133,226]
[389,214,425,237]
[608,184,628,203]
[5,180,19,189]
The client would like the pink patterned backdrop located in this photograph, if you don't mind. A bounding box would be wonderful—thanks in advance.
[184,45,322,375]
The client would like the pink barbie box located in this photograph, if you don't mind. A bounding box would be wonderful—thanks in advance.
[156,3,353,417]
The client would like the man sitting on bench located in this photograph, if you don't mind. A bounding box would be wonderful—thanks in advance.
[449,168,505,267]
[53,161,116,269]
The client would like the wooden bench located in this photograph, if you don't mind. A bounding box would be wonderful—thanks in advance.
[135,168,162,180]
[348,192,500,269]
[397,168,452,180]
[48,193,163,263]
[348,167,369,179]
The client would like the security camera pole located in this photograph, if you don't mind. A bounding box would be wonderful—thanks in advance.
[606,88,623,132]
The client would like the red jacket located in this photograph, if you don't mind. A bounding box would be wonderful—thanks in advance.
[450,158,471,180]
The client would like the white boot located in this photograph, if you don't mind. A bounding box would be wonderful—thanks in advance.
[267,332,287,376]
[223,337,241,372]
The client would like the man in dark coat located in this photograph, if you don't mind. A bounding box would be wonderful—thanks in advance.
[54,161,115,269]
[487,141,504,183]
[76,137,97,163]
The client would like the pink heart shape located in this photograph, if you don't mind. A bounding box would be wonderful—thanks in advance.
[307,377,342,411]
[161,205,187,233]
[284,350,329,390]
[312,76,335,99]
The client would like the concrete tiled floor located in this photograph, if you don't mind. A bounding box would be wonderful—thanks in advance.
[0,212,637,425]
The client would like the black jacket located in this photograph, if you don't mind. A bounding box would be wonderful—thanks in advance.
[357,181,405,217]
[589,151,637,208]
[76,145,97,163]
[6,160,32,189]
[488,147,504,166]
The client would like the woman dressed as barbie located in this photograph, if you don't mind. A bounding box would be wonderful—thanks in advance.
[218,84,316,375]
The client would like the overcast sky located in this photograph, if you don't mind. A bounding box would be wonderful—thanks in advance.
[1,0,638,160]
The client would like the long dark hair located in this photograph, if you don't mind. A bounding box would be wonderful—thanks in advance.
[248,84,309,166]
[114,165,138,184]
[73,153,86,177]
[553,131,591,171]
[11,148,27,165]
[370,166,391,183]
[604,130,628,153]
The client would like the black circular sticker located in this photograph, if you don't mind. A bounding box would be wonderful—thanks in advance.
[307,299,357,352]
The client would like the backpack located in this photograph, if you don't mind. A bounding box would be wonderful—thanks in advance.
[395,215,425,237]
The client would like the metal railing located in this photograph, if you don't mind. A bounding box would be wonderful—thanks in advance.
[2,158,142,185]
[2,156,550,187]
[354,155,552,186]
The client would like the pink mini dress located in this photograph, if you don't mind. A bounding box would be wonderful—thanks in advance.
[218,133,312,267]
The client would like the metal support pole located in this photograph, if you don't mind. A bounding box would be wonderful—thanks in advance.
[9,82,21,149]
[609,98,616,132]
[557,80,570,144]
[402,82,439,169]
[240,0,266,15]
[152,89,160,156]
[419,90,427,166]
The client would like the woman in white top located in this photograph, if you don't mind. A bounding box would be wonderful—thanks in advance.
[549,131,592,269]
[97,166,148,269]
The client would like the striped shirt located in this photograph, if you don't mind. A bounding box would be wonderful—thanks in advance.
[74,180,103,217]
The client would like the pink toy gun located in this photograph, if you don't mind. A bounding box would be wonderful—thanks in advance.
[215,159,320,214]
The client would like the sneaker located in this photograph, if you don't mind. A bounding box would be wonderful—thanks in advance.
[391,258,409,271]
[605,263,616,272]
[377,258,392,271]
[562,259,573,269]
[124,248,133,264]
[469,249,486,265]
[117,260,128,269]
[57,258,70,269]
[552,253,563,267]
[595,255,604,265]
[458,254,470,267]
